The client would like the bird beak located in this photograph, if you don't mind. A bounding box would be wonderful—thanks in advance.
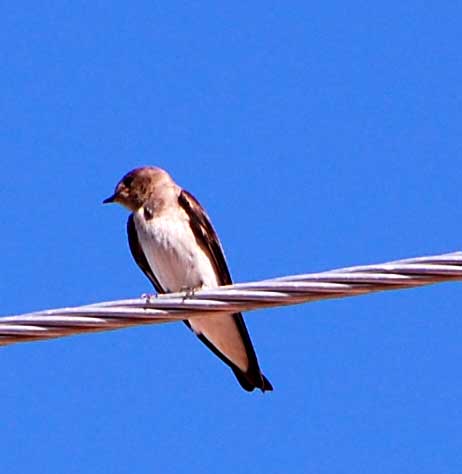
[103,193,117,204]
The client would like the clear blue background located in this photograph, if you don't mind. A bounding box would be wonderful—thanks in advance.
[2,2,461,473]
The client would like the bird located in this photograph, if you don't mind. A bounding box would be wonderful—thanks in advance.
[103,166,272,392]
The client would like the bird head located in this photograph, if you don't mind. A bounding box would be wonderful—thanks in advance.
[103,166,174,212]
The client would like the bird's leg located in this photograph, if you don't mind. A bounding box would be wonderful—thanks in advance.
[141,292,158,303]
[180,285,201,302]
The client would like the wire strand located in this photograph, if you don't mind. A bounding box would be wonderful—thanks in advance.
[1,251,461,346]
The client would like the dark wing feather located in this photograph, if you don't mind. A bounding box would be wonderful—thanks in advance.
[178,190,272,392]
[178,190,233,285]
[127,214,165,294]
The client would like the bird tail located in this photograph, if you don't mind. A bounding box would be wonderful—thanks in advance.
[233,368,273,393]
[261,374,273,392]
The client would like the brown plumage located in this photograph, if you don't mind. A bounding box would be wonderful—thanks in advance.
[104,166,272,392]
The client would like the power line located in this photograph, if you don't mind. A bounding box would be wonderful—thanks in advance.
[1,251,461,346]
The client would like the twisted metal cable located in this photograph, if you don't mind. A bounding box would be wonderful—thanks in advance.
[1,251,461,346]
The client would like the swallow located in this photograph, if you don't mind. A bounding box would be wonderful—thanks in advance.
[103,166,272,392]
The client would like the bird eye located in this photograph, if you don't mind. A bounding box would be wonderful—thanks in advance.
[123,176,134,188]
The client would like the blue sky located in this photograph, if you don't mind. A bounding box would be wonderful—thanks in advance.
[1,2,461,472]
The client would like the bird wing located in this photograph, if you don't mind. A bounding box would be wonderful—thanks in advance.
[127,213,165,294]
[178,190,272,391]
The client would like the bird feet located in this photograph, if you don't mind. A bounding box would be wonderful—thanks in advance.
[141,293,158,303]
[180,286,200,301]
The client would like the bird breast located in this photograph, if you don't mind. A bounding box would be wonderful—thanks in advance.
[134,207,219,293]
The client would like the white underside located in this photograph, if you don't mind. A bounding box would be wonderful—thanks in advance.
[134,207,249,371]
[135,207,218,292]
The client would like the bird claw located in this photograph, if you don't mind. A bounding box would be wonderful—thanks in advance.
[181,286,198,301]
[141,293,157,303]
